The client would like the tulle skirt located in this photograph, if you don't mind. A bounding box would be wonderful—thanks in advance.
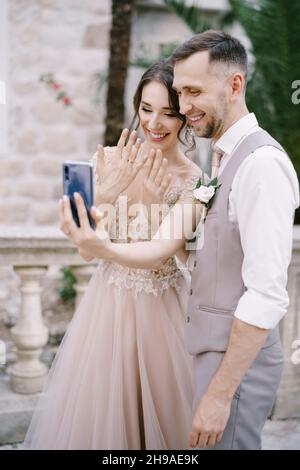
[23,261,195,450]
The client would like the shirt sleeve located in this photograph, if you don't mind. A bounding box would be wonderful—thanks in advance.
[232,147,299,329]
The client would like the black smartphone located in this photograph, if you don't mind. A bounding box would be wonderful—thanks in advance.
[62,161,95,230]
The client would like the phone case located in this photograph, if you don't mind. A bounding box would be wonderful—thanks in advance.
[62,161,95,229]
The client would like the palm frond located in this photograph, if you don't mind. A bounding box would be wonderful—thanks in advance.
[162,0,211,33]
[219,9,237,29]
[229,0,300,166]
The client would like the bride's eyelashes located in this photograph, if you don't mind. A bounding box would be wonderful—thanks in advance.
[141,107,177,118]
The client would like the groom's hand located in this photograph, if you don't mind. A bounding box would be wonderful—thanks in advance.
[189,391,231,448]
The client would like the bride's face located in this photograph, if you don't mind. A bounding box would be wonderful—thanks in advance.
[138,81,182,152]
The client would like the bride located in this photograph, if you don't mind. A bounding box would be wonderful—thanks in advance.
[24,59,202,450]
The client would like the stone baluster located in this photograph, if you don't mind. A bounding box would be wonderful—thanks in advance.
[10,266,49,394]
[69,265,95,309]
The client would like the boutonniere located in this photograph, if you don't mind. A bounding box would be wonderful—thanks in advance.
[186,175,222,251]
[193,176,222,221]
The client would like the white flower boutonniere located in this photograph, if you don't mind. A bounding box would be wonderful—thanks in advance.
[193,176,222,221]
[186,175,222,251]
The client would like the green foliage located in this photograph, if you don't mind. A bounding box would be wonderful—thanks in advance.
[93,70,108,105]
[163,0,211,33]
[160,42,180,60]
[224,0,300,157]
[130,41,179,69]
[131,0,213,69]
[163,0,300,221]
[59,267,77,302]
[227,0,300,220]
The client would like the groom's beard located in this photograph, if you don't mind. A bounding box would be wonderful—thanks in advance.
[193,100,228,139]
[201,116,223,138]
[192,114,223,139]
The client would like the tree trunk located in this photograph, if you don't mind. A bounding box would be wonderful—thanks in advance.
[104,0,135,146]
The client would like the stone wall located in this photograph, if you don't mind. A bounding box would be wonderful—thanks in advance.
[0,0,112,226]
[0,0,202,227]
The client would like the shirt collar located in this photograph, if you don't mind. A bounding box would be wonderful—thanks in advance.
[214,113,259,156]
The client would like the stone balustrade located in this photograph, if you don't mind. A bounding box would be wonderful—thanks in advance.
[0,225,299,418]
[0,226,96,395]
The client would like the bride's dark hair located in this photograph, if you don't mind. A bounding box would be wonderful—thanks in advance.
[129,59,195,152]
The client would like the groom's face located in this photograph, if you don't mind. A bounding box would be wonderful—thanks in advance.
[173,51,230,140]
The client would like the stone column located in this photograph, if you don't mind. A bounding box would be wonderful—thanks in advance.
[10,266,49,394]
[70,265,95,309]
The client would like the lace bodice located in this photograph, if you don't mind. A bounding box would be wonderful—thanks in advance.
[91,148,200,296]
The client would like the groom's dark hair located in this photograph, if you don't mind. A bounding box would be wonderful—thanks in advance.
[171,30,248,79]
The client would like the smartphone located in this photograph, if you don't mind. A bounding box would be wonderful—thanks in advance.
[62,161,95,229]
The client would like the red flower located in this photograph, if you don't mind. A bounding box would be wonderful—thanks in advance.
[52,83,61,91]
[63,96,71,106]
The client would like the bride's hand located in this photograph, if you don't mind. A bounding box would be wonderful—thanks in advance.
[59,193,111,262]
[93,128,144,205]
[142,148,172,206]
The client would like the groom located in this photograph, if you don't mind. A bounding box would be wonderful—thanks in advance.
[170,30,299,449]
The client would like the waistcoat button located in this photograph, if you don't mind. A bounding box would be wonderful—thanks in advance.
[194,260,197,268]
[187,316,190,323]
[190,288,193,295]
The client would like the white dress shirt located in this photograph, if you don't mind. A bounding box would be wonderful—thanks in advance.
[214,113,299,329]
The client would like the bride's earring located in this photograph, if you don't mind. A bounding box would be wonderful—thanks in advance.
[185,126,195,147]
